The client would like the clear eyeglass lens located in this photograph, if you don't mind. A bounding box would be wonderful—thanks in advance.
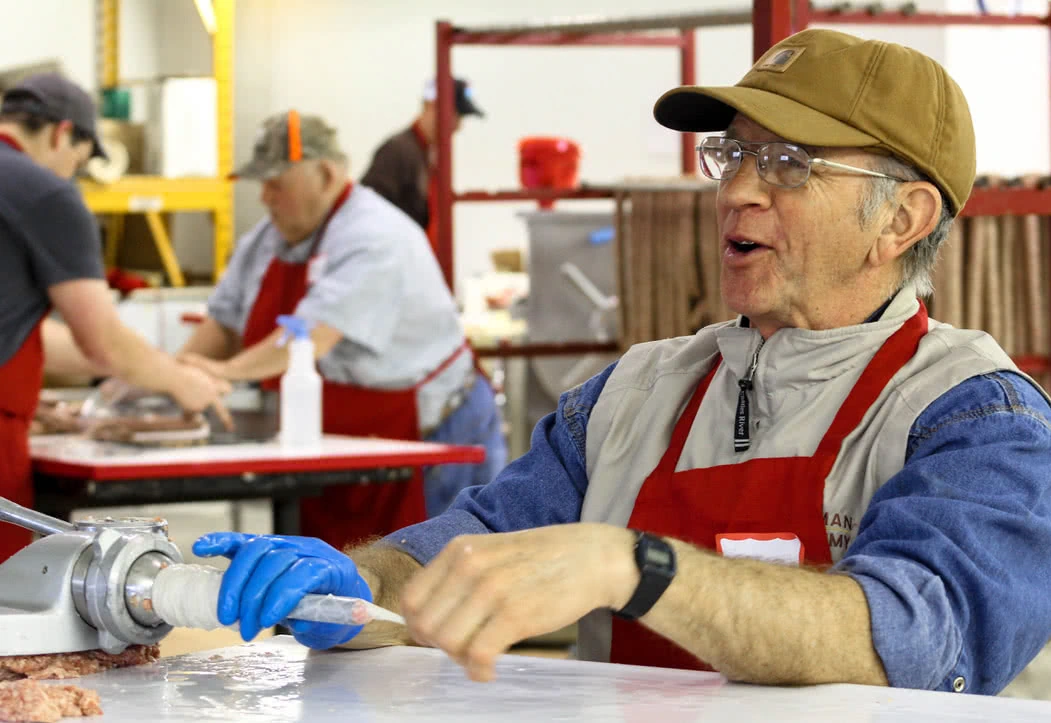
[698,137,742,181]
[758,143,811,187]
[699,138,814,188]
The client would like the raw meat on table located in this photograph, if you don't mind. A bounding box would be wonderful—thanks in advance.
[0,680,102,722]
[0,645,160,722]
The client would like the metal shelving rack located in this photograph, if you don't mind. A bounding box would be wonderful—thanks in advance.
[435,3,1051,361]
[433,10,756,359]
[82,0,235,287]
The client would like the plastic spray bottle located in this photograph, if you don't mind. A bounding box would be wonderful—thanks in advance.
[276,315,322,448]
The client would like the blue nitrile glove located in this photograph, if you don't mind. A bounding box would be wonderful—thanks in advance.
[192,532,372,650]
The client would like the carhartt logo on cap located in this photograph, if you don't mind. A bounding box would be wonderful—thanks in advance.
[757,46,806,73]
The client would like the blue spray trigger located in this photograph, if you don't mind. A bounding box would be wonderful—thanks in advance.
[589,226,615,245]
[276,315,312,347]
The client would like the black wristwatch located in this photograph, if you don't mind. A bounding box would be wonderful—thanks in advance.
[613,530,677,621]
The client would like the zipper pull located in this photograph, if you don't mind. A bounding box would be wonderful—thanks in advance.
[734,344,762,452]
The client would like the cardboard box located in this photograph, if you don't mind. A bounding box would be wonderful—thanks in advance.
[144,77,218,178]
[491,248,525,273]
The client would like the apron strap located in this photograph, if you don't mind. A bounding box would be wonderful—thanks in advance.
[813,301,929,460]
[649,355,722,480]
[415,341,472,390]
[306,182,353,258]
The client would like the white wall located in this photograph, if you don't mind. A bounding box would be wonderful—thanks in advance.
[156,0,214,77]
[0,0,96,88]
[120,0,162,82]
[946,0,1050,175]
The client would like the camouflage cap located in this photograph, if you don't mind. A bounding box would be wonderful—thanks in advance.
[231,111,346,180]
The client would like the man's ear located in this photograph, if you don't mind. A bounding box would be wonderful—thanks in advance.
[50,120,74,151]
[868,181,941,268]
[318,158,348,189]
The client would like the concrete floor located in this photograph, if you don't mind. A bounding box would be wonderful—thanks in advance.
[74,500,1050,699]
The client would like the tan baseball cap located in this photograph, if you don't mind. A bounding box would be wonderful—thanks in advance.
[232,110,346,180]
[653,29,976,215]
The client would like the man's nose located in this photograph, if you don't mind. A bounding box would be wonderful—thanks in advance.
[717,153,772,211]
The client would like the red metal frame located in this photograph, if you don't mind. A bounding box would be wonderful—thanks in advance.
[435,5,1051,360]
[809,10,1046,26]
[433,15,720,293]
[32,444,486,482]
[752,0,797,60]
[474,341,620,359]
[680,27,698,176]
[960,189,1051,218]
[435,21,457,291]
[450,33,689,47]
[455,188,615,203]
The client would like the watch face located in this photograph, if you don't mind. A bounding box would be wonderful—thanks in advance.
[644,546,673,567]
[638,533,676,578]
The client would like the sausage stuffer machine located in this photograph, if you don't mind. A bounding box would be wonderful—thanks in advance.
[0,498,403,657]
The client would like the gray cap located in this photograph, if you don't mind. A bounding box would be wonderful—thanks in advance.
[0,72,107,159]
[232,111,345,180]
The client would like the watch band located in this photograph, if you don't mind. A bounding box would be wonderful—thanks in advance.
[613,530,677,621]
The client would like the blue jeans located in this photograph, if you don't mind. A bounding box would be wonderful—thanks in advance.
[423,377,507,517]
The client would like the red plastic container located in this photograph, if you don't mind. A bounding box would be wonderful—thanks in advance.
[518,137,581,209]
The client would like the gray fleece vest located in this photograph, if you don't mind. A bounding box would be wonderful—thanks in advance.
[576,288,1033,663]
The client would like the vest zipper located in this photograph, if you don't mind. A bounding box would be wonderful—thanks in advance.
[734,341,764,452]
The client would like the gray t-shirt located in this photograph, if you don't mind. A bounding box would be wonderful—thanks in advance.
[207,184,471,431]
[0,141,105,365]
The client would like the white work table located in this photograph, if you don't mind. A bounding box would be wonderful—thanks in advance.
[55,636,1051,722]
[30,435,484,534]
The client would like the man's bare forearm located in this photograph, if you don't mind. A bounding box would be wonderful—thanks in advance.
[100,321,187,393]
[338,543,423,649]
[42,318,110,378]
[637,539,889,686]
[178,316,240,360]
[217,324,343,382]
[49,279,196,399]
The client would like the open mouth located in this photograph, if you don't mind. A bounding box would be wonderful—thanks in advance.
[727,238,765,254]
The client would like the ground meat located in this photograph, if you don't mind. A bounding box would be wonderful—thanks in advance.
[87,414,209,445]
[0,645,160,681]
[0,680,102,722]
[31,401,83,436]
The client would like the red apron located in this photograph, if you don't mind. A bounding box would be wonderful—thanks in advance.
[411,122,439,258]
[609,303,929,670]
[0,322,46,565]
[242,182,468,550]
[0,133,47,562]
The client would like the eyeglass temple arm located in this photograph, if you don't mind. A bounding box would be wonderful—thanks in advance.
[810,158,906,182]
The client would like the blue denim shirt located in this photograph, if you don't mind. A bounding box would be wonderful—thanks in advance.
[385,362,1051,696]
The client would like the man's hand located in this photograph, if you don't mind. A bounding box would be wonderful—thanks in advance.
[194,532,372,649]
[169,363,234,430]
[179,352,233,381]
[400,523,639,682]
